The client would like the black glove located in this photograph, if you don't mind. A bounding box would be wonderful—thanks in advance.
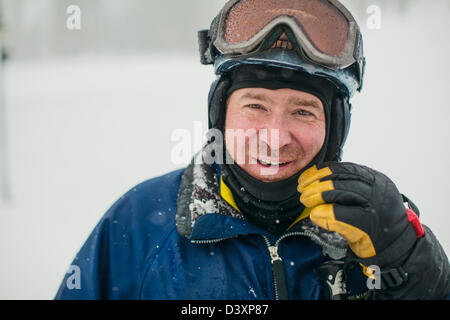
[298,162,450,299]
[297,162,420,263]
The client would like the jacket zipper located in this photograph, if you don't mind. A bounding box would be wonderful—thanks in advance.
[192,232,347,300]
[262,231,347,300]
[190,237,231,244]
[262,235,287,300]
[193,235,289,300]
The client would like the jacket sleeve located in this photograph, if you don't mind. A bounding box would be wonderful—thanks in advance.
[54,189,151,299]
[368,225,450,300]
[54,170,183,300]
[54,213,119,299]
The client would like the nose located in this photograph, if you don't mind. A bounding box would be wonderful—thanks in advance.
[258,114,292,151]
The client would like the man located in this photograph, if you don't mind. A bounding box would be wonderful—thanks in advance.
[56,0,450,300]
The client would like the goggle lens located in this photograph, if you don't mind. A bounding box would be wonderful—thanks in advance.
[223,0,350,57]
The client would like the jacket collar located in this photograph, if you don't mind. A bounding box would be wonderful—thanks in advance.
[175,150,348,259]
[176,151,245,240]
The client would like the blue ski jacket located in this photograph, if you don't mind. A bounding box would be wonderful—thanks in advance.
[55,159,450,300]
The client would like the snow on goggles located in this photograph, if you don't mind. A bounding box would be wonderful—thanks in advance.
[201,0,363,70]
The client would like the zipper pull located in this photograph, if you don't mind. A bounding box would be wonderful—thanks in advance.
[268,246,281,263]
[267,244,288,300]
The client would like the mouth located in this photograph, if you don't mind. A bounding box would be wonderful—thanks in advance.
[256,158,293,168]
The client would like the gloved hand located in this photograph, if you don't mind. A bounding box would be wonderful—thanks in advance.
[297,162,423,267]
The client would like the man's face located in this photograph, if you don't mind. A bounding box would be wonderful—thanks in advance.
[224,87,326,182]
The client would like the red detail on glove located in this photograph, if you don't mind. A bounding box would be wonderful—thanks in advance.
[406,208,424,238]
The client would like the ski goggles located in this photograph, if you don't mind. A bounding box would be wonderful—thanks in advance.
[202,0,363,71]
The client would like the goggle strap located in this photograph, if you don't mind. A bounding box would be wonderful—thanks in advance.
[198,29,213,65]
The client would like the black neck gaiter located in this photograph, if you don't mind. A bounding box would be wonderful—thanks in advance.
[219,64,338,236]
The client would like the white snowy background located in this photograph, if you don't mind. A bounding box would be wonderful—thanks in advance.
[0,0,449,299]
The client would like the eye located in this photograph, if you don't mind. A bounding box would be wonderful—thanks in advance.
[296,109,313,116]
[246,104,265,110]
